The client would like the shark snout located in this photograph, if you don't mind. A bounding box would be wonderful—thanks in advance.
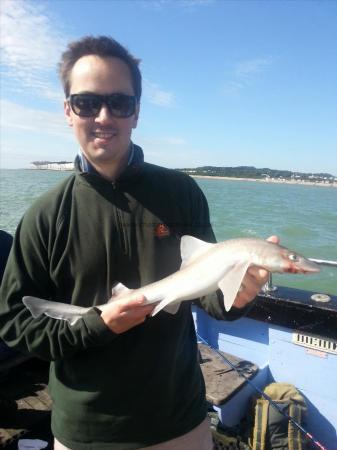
[285,259,320,274]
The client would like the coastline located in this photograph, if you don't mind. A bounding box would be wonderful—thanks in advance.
[3,168,336,188]
[191,175,337,188]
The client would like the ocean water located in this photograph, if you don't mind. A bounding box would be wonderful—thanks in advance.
[1,169,336,295]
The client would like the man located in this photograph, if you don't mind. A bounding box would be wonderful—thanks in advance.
[0,230,13,284]
[0,36,274,450]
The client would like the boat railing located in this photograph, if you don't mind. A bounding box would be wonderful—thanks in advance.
[263,258,337,293]
[307,258,337,268]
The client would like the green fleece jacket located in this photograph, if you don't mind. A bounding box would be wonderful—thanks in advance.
[0,146,246,449]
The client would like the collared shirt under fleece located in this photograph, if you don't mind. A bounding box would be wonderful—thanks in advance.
[0,145,249,450]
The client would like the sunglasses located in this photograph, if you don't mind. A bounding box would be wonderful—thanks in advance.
[67,93,137,118]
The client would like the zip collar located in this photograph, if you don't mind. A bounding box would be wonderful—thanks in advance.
[74,143,144,186]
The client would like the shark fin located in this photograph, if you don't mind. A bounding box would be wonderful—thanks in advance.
[22,296,90,326]
[180,235,213,268]
[150,295,179,316]
[109,283,131,302]
[163,302,181,315]
[218,261,250,311]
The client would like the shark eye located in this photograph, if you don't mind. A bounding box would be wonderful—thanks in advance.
[289,253,299,261]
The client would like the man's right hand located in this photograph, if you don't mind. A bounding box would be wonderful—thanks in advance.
[100,295,155,334]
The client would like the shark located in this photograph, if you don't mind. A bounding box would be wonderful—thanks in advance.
[23,235,320,325]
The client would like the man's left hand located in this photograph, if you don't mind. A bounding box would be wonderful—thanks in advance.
[232,235,280,309]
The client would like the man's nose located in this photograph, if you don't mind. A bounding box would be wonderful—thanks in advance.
[95,104,114,123]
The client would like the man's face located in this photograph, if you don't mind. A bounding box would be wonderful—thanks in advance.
[64,55,139,171]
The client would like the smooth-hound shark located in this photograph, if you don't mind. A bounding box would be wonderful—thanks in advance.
[23,235,319,325]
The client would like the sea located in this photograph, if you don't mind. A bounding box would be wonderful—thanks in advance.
[0,169,336,295]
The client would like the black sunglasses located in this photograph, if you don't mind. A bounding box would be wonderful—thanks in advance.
[67,93,137,118]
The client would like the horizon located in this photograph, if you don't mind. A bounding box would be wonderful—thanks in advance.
[4,163,336,179]
[1,0,337,175]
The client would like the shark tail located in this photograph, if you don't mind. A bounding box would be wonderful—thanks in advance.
[22,296,90,325]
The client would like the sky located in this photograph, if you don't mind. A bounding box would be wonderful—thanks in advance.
[1,0,337,175]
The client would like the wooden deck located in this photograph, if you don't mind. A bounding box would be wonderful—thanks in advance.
[198,343,258,406]
[0,345,258,448]
[0,358,52,448]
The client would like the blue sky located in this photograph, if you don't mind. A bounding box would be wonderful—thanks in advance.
[1,0,337,175]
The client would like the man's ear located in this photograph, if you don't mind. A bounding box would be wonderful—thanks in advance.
[132,102,140,129]
[64,100,73,127]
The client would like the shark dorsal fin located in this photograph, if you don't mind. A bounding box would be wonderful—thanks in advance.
[180,235,214,268]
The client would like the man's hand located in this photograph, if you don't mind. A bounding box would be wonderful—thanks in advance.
[232,235,280,309]
[100,294,155,334]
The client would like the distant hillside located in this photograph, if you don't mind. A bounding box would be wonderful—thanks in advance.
[179,166,336,181]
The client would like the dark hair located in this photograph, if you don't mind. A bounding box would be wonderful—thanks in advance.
[59,35,142,101]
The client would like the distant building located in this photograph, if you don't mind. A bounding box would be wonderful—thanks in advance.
[30,161,74,171]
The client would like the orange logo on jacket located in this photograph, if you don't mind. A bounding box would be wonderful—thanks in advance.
[155,224,170,238]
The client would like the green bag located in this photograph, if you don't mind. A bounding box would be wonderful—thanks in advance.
[249,383,308,450]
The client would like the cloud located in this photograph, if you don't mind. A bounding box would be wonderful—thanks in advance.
[0,0,67,101]
[180,0,214,8]
[143,80,175,107]
[134,133,196,168]
[139,0,168,11]
[0,100,75,168]
[1,100,71,138]
[235,58,272,78]
[140,0,213,12]
[223,57,273,96]
[135,134,186,148]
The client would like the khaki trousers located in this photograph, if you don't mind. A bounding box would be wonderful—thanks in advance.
[54,417,213,450]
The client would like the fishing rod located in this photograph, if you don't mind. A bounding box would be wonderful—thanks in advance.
[308,258,337,268]
[197,333,328,450]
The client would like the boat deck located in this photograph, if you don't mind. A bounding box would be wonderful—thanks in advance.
[0,345,258,448]
[198,343,258,406]
[0,358,52,448]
